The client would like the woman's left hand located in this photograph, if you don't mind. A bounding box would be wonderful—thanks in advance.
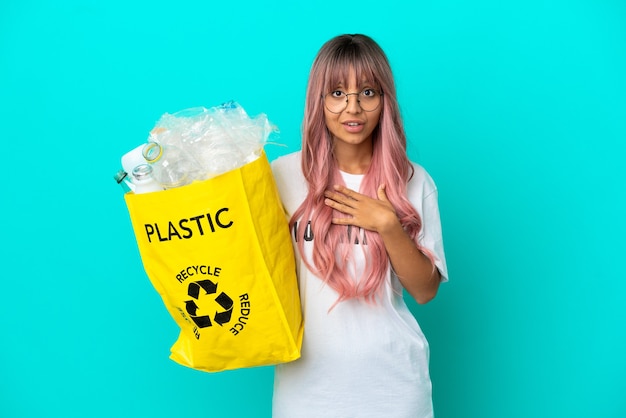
[324,184,399,234]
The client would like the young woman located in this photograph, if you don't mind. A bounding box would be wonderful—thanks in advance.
[271,34,448,418]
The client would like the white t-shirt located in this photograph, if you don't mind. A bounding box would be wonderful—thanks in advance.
[271,152,448,418]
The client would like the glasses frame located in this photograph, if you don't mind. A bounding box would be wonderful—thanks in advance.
[322,88,384,114]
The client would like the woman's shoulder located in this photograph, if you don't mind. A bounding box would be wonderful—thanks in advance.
[270,151,307,209]
[271,150,302,172]
[408,161,438,198]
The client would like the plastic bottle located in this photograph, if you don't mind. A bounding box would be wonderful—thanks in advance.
[113,169,134,193]
[121,144,147,175]
[142,141,202,189]
[131,164,164,194]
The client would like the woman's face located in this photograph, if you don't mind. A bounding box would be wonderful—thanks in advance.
[323,71,382,150]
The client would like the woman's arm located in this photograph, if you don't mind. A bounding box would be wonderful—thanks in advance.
[324,184,440,304]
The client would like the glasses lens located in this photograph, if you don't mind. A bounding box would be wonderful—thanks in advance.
[359,89,381,111]
[324,92,347,113]
[324,89,382,113]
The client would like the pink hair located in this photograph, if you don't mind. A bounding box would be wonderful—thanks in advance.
[292,34,426,303]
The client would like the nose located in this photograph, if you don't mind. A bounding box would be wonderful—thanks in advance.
[344,93,362,113]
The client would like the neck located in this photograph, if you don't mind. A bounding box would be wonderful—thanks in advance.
[333,141,372,174]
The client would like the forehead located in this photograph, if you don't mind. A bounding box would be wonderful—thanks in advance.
[333,75,374,89]
[325,61,378,90]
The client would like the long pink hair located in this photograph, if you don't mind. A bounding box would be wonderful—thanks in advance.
[292,34,425,302]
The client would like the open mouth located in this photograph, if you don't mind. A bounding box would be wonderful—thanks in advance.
[342,121,365,133]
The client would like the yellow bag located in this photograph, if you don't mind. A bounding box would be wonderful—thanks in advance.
[124,152,303,372]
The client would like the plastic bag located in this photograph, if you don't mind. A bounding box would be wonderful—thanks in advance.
[120,102,302,372]
[124,153,303,372]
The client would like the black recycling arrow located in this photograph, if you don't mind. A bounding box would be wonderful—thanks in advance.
[188,280,217,299]
[214,309,233,326]
[185,300,199,316]
[190,315,212,328]
[197,280,218,294]
[215,292,233,310]
[213,292,234,326]
[186,300,212,327]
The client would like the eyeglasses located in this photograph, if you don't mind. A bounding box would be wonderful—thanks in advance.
[323,88,383,114]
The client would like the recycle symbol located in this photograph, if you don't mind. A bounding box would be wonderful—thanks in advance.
[185,280,233,328]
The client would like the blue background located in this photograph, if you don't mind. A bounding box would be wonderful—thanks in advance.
[1,1,625,417]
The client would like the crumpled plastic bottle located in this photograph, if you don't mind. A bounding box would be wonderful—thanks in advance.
[142,141,203,189]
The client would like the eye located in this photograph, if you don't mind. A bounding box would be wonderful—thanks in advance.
[362,88,377,97]
[330,90,345,98]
